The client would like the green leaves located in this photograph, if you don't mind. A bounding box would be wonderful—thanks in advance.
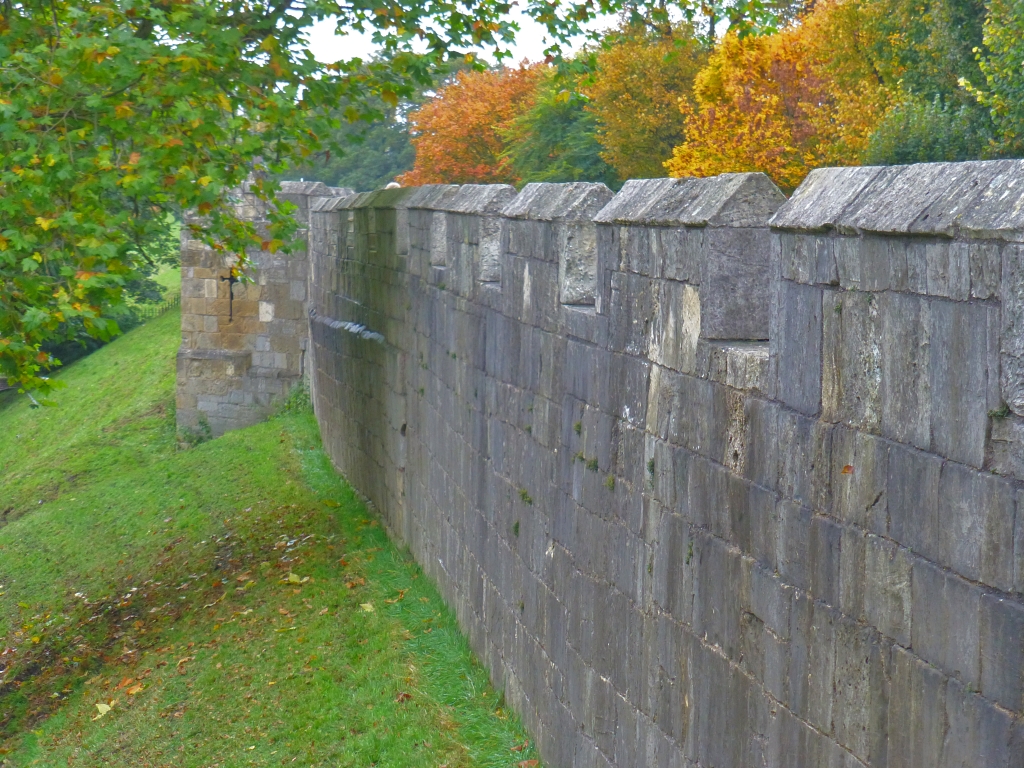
[0,0,778,394]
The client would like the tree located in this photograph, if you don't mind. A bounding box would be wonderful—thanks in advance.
[665,0,889,191]
[859,0,998,164]
[968,0,1024,155]
[398,65,542,185]
[0,0,815,395]
[283,100,417,192]
[864,94,995,165]
[0,0,521,395]
[502,68,619,187]
[583,24,707,180]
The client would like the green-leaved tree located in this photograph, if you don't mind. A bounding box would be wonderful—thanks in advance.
[0,0,792,396]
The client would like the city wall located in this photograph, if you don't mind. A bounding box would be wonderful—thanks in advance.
[180,161,1024,767]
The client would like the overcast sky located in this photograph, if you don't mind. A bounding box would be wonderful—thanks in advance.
[304,9,614,66]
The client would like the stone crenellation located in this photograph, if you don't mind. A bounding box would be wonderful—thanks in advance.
[179,161,1024,767]
[175,180,351,436]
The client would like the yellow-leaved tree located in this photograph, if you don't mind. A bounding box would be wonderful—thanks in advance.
[584,25,708,180]
[665,0,893,191]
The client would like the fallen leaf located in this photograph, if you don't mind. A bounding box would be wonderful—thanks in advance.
[93,702,111,720]
[287,572,302,584]
[114,677,134,691]
[360,603,375,612]
[511,740,530,752]
[126,684,144,695]
[841,465,854,475]
[395,691,413,703]
[319,607,329,615]
[323,499,340,507]
[385,589,407,604]
[518,761,539,767]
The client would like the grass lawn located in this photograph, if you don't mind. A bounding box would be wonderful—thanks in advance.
[0,310,540,767]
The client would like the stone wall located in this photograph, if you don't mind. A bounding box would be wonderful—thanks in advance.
[183,161,1024,766]
[176,181,350,436]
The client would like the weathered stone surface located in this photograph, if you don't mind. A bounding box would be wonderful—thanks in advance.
[912,557,982,688]
[181,164,1024,768]
[593,173,785,228]
[771,280,823,416]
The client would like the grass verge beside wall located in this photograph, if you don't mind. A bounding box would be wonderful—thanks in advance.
[0,310,541,767]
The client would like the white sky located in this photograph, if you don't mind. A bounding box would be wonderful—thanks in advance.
[304,9,615,66]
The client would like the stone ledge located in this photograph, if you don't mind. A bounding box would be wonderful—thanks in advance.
[502,182,613,222]
[771,160,1024,240]
[594,173,785,228]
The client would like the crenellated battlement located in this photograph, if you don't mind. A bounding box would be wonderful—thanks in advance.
[179,162,1024,766]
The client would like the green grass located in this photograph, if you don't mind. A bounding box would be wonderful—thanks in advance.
[0,312,540,767]
[152,264,181,296]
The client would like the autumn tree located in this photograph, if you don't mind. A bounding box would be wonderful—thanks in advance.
[0,0,530,395]
[399,65,542,185]
[502,67,619,187]
[0,0,862,394]
[665,0,890,191]
[583,24,707,180]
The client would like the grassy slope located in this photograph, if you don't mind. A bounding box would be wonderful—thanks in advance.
[0,312,540,767]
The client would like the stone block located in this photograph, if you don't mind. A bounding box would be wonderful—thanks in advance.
[776,500,812,591]
[941,677,1024,768]
[771,280,823,416]
[887,442,942,559]
[777,409,832,512]
[744,397,779,490]
[558,221,599,305]
[929,298,993,468]
[821,288,882,431]
[831,425,888,534]
[979,592,1024,714]
[832,619,889,765]
[788,592,837,732]
[839,525,866,621]
[658,227,701,284]
[911,557,981,688]
[809,515,842,607]
[748,563,792,639]
[880,292,931,450]
[701,228,772,340]
[988,413,1024,479]
[969,239,1002,300]
[863,534,913,647]
[938,462,1015,590]
[888,645,947,768]
[649,280,700,375]
[769,165,884,232]
[1018,489,1024,596]
[1002,243,1024,416]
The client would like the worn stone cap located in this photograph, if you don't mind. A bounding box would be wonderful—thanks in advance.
[444,184,518,214]
[330,186,421,211]
[403,184,462,211]
[594,173,786,227]
[311,194,356,212]
[501,182,613,221]
[771,159,1024,239]
[279,180,333,196]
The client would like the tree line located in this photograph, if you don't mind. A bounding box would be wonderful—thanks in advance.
[382,0,1022,193]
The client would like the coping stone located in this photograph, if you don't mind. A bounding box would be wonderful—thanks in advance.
[594,173,785,228]
[502,182,614,222]
[772,160,1024,240]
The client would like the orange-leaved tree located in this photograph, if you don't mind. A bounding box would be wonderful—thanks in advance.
[584,24,708,180]
[399,65,542,186]
[665,0,892,191]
